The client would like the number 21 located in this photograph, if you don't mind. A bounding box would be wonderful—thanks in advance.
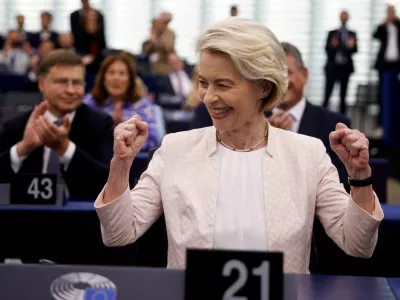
[222,260,270,300]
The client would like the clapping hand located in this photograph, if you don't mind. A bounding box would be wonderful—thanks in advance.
[16,101,48,157]
[36,111,71,156]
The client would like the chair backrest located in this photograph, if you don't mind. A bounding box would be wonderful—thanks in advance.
[356,83,378,105]
[0,72,27,92]
[369,158,388,203]
[153,105,166,141]
[0,92,42,123]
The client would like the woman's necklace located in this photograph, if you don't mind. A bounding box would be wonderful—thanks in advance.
[216,120,268,152]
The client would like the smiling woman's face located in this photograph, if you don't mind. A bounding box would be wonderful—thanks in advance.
[104,60,130,99]
[198,50,265,132]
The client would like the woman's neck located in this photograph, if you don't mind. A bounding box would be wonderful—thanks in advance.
[109,96,125,104]
[218,114,268,151]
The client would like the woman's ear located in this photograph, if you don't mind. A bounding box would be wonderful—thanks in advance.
[263,81,273,98]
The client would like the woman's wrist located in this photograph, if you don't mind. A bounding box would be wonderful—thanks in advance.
[348,166,372,180]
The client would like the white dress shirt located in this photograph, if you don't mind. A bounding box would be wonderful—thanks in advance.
[272,97,306,133]
[213,144,268,251]
[40,30,51,41]
[168,71,192,97]
[10,110,77,174]
[287,97,307,133]
[385,23,399,62]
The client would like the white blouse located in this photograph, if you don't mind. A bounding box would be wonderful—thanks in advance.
[213,144,268,251]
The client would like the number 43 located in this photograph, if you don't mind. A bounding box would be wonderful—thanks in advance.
[223,260,270,300]
[27,178,53,200]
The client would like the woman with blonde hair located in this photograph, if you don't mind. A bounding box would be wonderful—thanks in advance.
[94,18,382,273]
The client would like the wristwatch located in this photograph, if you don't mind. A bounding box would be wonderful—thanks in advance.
[348,176,373,187]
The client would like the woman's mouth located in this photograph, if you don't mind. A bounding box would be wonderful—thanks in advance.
[209,107,233,119]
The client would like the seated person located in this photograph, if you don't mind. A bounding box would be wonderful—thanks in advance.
[27,40,55,90]
[28,12,59,49]
[182,65,201,110]
[0,30,30,75]
[84,52,160,150]
[58,33,74,52]
[0,49,114,199]
[156,53,192,99]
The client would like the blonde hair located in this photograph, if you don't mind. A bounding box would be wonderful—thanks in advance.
[196,17,288,111]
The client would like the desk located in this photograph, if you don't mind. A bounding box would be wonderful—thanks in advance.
[1,202,400,277]
[388,278,400,300]
[0,201,139,266]
[0,264,396,300]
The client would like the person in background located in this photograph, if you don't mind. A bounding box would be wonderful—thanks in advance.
[135,40,155,76]
[323,10,357,115]
[28,12,59,49]
[58,33,75,52]
[84,53,160,150]
[230,5,238,17]
[70,0,106,56]
[0,50,114,199]
[156,53,192,98]
[0,30,30,75]
[27,40,55,91]
[152,12,176,75]
[373,4,400,136]
[16,14,29,42]
[183,65,201,110]
[269,42,350,186]
[94,18,382,273]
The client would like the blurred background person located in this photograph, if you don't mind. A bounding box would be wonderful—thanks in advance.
[27,40,55,90]
[156,52,192,98]
[84,52,161,150]
[182,65,200,110]
[0,30,30,75]
[58,33,75,52]
[151,12,176,75]
[15,14,29,42]
[323,10,357,115]
[28,12,59,49]
[230,5,238,17]
[81,9,106,71]
[70,0,106,56]
[373,4,400,136]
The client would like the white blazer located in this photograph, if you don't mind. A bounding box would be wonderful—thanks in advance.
[95,125,383,273]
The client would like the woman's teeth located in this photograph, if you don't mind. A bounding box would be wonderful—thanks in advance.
[211,107,232,115]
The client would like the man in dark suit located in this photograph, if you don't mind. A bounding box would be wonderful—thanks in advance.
[28,12,59,49]
[156,53,192,96]
[373,4,400,129]
[15,14,30,42]
[323,10,358,115]
[0,49,114,200]
[70,0,106,55]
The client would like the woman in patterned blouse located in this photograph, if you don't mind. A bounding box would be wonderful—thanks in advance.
[84,52,160,150]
